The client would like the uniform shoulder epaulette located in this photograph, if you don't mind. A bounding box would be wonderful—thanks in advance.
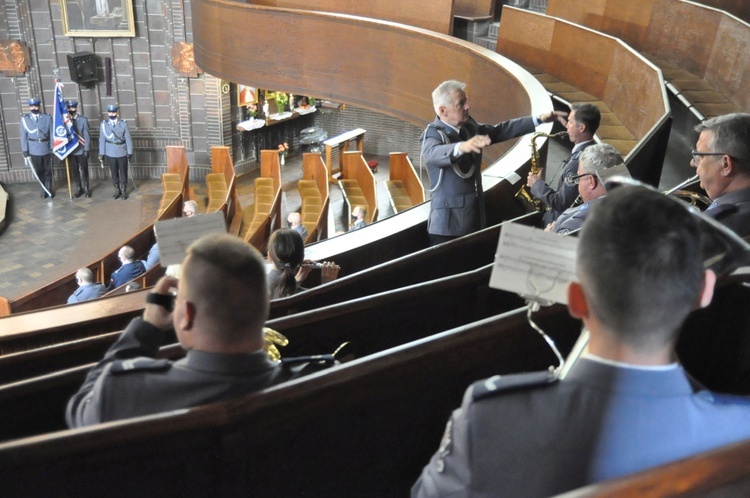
[110,357,172,375]
[471,370,558,401]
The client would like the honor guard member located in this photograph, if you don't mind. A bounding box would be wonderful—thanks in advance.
[21,98,55,198]
[66,100,92,198]
[99,103,133,200]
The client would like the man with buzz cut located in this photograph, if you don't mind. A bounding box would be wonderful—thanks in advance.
[99,103,133,200]
[66,233,333,427]
[413,185,750,497]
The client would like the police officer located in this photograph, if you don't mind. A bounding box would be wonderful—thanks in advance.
[66,100,92,198]
[21,98,55,198]
[99,103,133,200]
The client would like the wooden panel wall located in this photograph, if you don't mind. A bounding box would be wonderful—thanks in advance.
[192,0,552,169]
[250,0,455,34]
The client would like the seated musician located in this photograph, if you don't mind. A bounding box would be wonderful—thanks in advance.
[66,233,333,427]
[546,143,624,234]
[266,229,339,299]
[692,113,750,239]
[413,185,750,497]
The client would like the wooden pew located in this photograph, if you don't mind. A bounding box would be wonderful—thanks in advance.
[299,152,330,243]
[157,145,190,217]
[0,224,158,317]
[0,305,582,495]
[207,146,243,235]
[0,289,149,355]
[384,151,425,214]
[324,127,365,178]
[695,0,750,23]
[546,0,749,119]
[271,212,540,317]
[496,6,672,188]
[559,438,750,497]
[243,150,282,252]
[249,0,455,34]
[338,150,378,226]
[0,264,530,440]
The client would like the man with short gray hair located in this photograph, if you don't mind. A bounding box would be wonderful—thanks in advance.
[421,80,567,245]
[547,142,624,234]
[691,112,750,238]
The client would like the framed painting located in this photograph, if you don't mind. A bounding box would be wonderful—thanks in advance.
[238,85,258,107]
[61,0,136,37]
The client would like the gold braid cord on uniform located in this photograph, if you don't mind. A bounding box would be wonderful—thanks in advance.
[263,327,289,362]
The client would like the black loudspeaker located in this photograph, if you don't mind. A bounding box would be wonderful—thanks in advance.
[67,52,98,84]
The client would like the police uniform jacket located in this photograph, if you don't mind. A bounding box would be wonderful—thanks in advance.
[421,116,536,237]
[531,140,594,225]
[70,115,91,156]
[412,357,750,498]
[67,283,107,304]
[20,113,53,156]
[143,243,160,270]
[108,260,146,290]
[99,119,133,158]
[704,187,750,239]
[551,196,603,234]
[66,318,333,427]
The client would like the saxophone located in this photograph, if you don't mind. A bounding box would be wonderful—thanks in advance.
[516,131,568,212]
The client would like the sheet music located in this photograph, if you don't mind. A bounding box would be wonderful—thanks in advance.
[155,211,228,266]
[489,222,578,304]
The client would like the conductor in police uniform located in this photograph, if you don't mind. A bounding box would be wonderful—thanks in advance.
[66,100,92,198]
[21,98,55,198]
[99,103,133,200]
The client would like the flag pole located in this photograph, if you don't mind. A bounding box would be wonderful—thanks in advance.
[65,157,73,199]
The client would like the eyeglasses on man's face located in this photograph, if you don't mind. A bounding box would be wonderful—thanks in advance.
[565,173,596,187]
[691,150,728,164]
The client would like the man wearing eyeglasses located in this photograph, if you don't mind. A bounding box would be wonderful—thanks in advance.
[692,113,750,238]
[546,143,623,234]
[528,103,600,226]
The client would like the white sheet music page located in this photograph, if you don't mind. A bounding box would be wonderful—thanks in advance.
[489,222,578,305]
[155,211,228,266]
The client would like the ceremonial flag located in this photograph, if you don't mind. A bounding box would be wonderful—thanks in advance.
[52,80,79,160]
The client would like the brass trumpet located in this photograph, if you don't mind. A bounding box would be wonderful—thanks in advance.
[665,175,712,210]
[516,131,568,212]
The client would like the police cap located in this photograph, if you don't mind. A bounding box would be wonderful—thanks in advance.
[28,98,41,106]
[107,104,119,112]
[66,100,79,108]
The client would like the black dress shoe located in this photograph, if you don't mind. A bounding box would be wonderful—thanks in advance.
[85,191,92,198]
[73,188,83,198]
[121,191,129,200]
[41,192,48,199]
[113,190,121,200]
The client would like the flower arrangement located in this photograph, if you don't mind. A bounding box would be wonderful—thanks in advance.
[246,102,257,119]
[274,92,289,114]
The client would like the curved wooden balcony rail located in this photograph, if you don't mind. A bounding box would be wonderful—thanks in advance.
[497,6,671,188]
[193,0,553,164]
[249,0,455,35]
[547,0,750,118]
